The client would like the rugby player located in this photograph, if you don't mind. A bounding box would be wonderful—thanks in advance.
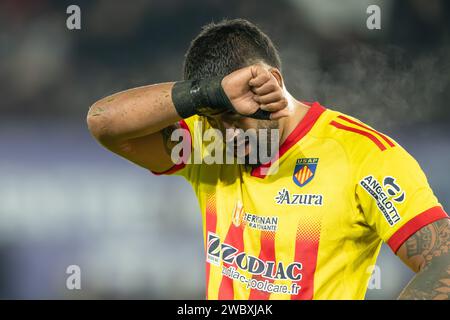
[87,19,449,299]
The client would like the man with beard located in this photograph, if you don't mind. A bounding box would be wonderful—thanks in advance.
[87,19,449,300]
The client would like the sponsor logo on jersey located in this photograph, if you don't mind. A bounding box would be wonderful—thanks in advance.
[359,175,405,226]
[383,176,405,203]
[232,201,245,227]
[206,232,302,281]
[275,188,323,206]
[243,213,278,232]
[207,231,221,266]
[293,158,319,187]
[231,201,279,231]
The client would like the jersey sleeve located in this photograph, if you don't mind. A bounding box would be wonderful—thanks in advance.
[150,115,203,182]
[355,143,448,253]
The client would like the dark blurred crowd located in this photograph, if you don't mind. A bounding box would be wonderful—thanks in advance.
[0,0,449,300]
[1,0,449,129]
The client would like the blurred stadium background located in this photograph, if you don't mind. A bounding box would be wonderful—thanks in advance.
[0,0,449,299]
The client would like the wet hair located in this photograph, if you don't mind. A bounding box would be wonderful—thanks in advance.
[183,18,281,80]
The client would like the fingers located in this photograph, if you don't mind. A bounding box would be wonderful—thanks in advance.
[248,71,271,88]
[270,107,291,120]
[253,92,285,105]
[247,64,289,119]
[259,97,289,113]
[251,81,278,95]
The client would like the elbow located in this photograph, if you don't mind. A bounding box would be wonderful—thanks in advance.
[87,102,114,143]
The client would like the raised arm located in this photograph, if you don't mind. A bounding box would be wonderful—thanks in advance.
[86,64,289,172]
[87,82,182,172]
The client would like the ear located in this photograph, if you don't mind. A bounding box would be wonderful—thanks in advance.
[269,68,284,88]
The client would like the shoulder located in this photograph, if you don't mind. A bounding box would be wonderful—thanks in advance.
[311,107,425,180]
[314,108,406,160]
[316,109,395,152]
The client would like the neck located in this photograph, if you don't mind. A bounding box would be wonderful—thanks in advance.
[278,92,311,145]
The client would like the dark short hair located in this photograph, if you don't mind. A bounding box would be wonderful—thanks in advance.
[183,19,281,80]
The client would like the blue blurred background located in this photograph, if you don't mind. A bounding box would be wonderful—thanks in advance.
[0,0,449,299]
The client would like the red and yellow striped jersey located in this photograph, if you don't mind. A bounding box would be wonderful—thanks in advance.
[153,102,448,300]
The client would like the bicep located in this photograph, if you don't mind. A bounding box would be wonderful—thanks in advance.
[396,218,450,273]
[102,124,179,172]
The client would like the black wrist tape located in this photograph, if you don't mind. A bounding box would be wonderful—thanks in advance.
[171,76,272,120]
[171,77,233,118]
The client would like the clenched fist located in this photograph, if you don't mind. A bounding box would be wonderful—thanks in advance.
[221,64,290,120]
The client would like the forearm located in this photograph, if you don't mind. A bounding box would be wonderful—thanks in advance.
[87,82,181,142]
[87,65,282,144]
[397,218,450,300]
[399,254,450,300]
[398,253,450,300]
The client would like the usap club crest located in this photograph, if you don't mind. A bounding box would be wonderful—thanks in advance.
[293,158,318,187]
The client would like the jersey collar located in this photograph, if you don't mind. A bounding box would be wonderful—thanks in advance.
[250,101,326,178]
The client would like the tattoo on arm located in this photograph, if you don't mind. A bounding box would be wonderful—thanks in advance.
[398,218,450,300]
